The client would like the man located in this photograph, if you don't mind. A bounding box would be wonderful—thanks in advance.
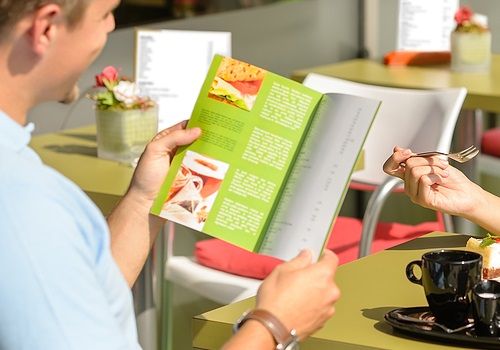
[383,146,500,235]
[0,1,341,349]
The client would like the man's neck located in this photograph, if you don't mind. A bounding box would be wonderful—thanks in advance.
[0,89,30,126]
[0,57,33,126]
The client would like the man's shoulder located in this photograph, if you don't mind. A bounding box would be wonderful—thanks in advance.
[0,145,108,253]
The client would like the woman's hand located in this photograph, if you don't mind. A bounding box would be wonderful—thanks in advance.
[383,146,485,218]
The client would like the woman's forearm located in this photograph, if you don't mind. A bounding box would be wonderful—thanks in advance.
[464,187,500,236]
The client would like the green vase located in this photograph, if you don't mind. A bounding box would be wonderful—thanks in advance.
[451,31,491,72]
[95,106,158,164]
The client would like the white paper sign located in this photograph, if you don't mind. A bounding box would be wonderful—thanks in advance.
[397,0,458,51]
[135,29,231,130]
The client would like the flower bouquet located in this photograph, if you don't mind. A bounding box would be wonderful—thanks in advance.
[450,6,491,72]
[90,66,158,164]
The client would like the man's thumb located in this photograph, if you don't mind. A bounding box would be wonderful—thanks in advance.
[282,249,312,270]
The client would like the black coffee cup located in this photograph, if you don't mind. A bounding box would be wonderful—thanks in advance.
[406,250,482,328]
[472,280,500,336]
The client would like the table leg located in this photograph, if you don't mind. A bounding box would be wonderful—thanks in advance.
[133,227,167,350]
[452,108,483,234]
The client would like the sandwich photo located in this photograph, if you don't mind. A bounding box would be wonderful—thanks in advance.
[208,57,266,111]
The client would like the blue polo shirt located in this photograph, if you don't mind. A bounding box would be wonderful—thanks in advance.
[0,112,140,349]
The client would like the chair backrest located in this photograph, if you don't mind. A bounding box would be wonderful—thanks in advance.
[303,73,467,186]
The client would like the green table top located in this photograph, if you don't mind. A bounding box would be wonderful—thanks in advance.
[193,232,483,350]
[292,55,500,113]
[30,125,133,214]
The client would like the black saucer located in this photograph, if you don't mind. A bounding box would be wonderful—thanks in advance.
[384,307,500,348]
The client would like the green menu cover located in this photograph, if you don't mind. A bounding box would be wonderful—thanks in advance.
[151,55,380,261]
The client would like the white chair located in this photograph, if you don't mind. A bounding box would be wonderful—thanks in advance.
[163,74,467,308]
[164,222,261,305]
[302,73,467,257]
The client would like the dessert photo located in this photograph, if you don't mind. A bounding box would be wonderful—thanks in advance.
[161,151,229,230]
[208,56,266,111]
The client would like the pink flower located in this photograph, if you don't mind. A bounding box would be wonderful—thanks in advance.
[95,66,119,87]
[454,6,473,25]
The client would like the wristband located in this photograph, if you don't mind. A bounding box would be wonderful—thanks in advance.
[233,309,299,350]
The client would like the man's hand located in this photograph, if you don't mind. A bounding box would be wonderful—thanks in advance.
[256,249,341,340]
[128,121,201,204]
[107,121,201,286]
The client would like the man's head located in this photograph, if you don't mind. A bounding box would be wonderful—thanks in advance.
[0,1,90,37]
[0,0,119,122]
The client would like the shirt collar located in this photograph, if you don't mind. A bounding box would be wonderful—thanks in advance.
[0,110,35,152]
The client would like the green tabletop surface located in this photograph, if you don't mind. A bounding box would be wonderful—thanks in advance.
[30,125,134,215]
[192,232,485,350]
[292,55,500,113]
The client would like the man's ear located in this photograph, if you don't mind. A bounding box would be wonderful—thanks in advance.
[29,4,63,56]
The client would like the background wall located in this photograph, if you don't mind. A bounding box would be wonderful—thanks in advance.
[28,0,359,135]
[367,0,500,59]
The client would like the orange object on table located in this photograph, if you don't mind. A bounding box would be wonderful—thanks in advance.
[384,51,451,66]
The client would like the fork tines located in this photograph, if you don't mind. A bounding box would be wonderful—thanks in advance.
[457,145,478,159]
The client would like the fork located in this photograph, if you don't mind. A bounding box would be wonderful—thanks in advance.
[411,145,479,163]
[393,312,475,334]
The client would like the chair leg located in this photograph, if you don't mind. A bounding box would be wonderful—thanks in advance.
[161,223,174,350]
[358,177,402,258]
[443,213,454,232]
[133,254,157,350]
[160,279,174,350]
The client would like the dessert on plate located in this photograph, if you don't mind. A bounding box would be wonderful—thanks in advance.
[466,234,500,279]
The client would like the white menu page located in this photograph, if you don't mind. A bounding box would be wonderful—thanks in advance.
[135,29,231,130]
[397,0,458,51]
[260,94,380,261]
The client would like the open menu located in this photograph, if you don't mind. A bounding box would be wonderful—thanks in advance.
[150,55,380,261]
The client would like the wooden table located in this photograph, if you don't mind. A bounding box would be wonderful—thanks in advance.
[192,232,482,350]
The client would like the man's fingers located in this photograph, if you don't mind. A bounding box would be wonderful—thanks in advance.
[150,127,201,157]
[317,249,339,272]
[152,120,189,141]
[280,249,313,271]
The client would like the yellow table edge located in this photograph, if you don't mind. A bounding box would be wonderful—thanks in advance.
[193,231,476,350]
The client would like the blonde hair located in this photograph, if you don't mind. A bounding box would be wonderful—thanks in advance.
[0,0,91,32]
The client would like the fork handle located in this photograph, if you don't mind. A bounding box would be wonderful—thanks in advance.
[413,151,447,157]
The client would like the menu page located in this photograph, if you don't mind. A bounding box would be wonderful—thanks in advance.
[151,55,323,253]
[134,29,231,130]
[260,94,380,261]
[397,0,458,51]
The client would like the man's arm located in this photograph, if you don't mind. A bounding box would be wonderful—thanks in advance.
[0,188,139,349]
[223,250,341,349]
[107,123,201,286]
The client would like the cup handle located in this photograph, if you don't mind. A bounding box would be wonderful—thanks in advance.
[406,260,423,285]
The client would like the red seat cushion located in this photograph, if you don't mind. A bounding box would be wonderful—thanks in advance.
[481,127,500,157]
[194,216,442,280]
